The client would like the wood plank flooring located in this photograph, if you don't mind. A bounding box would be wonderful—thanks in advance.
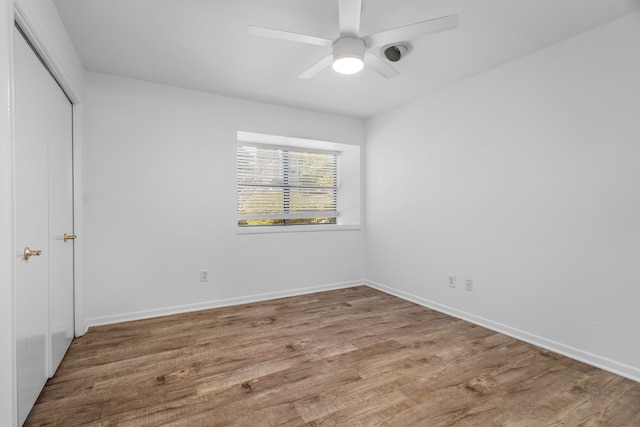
[25,286,640,426]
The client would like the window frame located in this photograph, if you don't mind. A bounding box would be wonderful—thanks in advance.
[236,131,361,234]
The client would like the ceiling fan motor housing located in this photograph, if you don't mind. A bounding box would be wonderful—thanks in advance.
[333,36,365,63]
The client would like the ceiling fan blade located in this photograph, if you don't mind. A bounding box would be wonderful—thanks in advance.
[339,0,362,36]
[248,26,333,47]
[298,54,333,79]
[364,52,400,79]
[363,14,459,48]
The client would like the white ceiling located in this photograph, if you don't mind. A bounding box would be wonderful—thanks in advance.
[53,0,640,119]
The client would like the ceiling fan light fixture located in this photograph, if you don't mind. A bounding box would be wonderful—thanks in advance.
[332,56,364,74]
[332,36,365,75]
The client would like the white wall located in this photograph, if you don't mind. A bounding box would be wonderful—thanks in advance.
[366,11,640,381]
[83,72,365,326]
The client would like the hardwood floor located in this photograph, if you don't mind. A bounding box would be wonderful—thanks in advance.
[26,286,640,426]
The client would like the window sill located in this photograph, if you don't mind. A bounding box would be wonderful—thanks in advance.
[236,224,361,235]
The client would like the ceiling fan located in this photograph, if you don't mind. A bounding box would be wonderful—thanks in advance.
[248,0,459,79]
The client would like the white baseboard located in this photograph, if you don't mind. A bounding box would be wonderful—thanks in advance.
[84,280,364,332]
[365,280,640,384]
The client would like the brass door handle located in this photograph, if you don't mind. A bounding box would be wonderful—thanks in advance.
[24,247,42,261]
[63,233,77,242]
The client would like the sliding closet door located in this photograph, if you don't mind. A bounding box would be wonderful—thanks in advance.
[47,59,74,377]
[14,25,51,426]
[14,25,75,425]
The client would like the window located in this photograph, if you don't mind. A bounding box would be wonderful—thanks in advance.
[237,145,338,227]
[236,131,361,234]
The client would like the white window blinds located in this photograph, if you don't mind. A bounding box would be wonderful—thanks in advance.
[237,145,338,226]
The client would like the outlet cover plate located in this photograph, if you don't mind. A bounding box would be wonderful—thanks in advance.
[200,270,209,282]
[448,274,456,288]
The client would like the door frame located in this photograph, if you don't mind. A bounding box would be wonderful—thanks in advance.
[0,2,84,426]
[13,2,85,337]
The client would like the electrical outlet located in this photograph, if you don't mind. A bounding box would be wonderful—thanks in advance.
[465,279,473,291]
[448,274,456,288]
[200,270,209,282]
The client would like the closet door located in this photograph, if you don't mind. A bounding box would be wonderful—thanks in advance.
[14,25,50,426]
[47,59,74,377]
[14,26,74,425]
